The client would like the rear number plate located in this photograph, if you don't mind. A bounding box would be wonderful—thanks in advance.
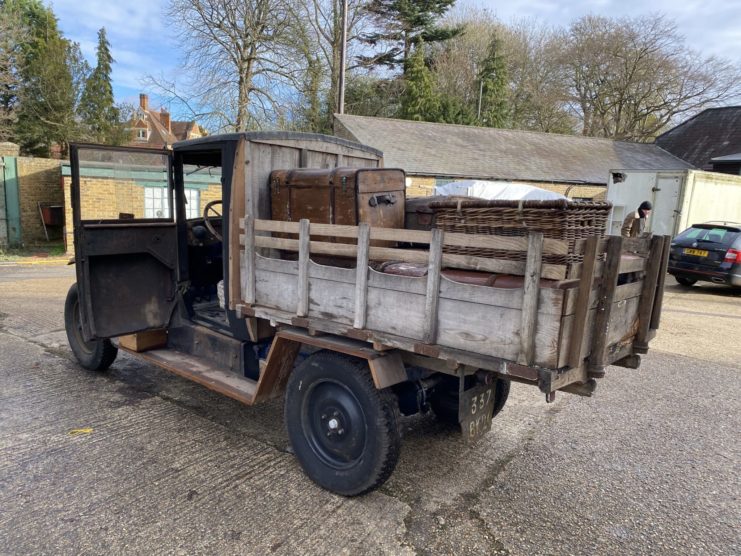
[459,383,496,443]
[684,248,708,257]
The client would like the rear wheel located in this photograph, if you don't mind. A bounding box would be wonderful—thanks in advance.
[284,351,401,496]
[64,283,118,371]
[675,276,697,287]
[430,374,510,425]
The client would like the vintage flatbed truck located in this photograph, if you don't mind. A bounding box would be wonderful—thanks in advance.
[65,133,670,496]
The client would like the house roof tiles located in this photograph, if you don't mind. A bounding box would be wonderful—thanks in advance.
[655,106,741,169]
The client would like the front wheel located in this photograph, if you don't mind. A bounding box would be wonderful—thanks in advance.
[284,351,401,496]
[675,276,697,287]
[64,283,118,371]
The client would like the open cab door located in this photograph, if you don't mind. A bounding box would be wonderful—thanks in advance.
[70,144,179,340]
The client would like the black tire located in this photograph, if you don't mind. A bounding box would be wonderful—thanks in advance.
[430,375,510,425]
[284,351,401,496]
[675,276,697,287]
[64,283,118,371]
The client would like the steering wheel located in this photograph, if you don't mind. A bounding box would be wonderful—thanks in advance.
[203,199,223,241]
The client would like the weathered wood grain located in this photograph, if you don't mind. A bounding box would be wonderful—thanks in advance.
[423,229,444,344]
[243,214,256,304]
[518,233,544,366]
[296,219,310,317]
[634,235,665,347]
[354,224,370,329]
[251,218,569,254]
[588,235,623,372]
[229,138,247,309]
[567,235,599,368]
[649,236,672,331]
[619,256,648,274]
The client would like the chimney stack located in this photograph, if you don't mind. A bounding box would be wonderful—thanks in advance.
[160,108,171,132]
[139,93,149,111]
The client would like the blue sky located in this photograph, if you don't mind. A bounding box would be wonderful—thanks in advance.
[52,0,741,111]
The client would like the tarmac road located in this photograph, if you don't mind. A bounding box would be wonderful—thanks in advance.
[0,264,739,555]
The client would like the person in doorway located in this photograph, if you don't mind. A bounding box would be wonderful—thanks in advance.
[621,201,652,238]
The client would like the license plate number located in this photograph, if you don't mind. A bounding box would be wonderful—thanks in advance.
[684,248,708,257]
[459,383,496,443]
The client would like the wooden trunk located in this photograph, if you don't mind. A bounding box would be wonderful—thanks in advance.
[270,168,405,231]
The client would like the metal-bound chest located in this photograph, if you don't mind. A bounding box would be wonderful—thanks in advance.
[269,167,406,230]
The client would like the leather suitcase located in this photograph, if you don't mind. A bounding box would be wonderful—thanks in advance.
[270,168,406,233]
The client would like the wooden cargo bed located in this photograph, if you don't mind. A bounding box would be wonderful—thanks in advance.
[232,216,670,393]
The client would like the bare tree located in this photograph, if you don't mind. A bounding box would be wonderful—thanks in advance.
[148,0,297,131]
[562,14,741,141]
[287,0,369,130]
[431,9,573,131]
[499,20,573,133]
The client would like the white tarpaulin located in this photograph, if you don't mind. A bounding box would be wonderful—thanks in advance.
[435,180,567,201]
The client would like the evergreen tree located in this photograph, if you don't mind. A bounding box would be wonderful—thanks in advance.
[0,0,55,143]
[477,33,509,128]
[79,28,120,143]
[0,6,24,140]
[8,0,83,156]
[360,0,462,73]
[344,74,404,118]
[398,42,439,121]
[436,93,477,125]
[15,33,79,156]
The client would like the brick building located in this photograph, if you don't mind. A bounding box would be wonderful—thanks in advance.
[128,94,207,148]
[334,114,691,199]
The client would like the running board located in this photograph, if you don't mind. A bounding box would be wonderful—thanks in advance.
[120,346,258,405]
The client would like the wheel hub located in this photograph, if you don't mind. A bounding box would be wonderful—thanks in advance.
[303,381,367,469]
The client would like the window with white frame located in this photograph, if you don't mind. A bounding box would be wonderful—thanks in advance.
[144,187,171,218]
[184,188,200,219]
[136,128,147,140]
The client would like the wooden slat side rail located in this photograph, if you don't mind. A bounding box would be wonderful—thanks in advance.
[572,236,650,255]
[588,236,623,374]
[517,233,544,366]
[245,218,570,254]
[353,224,370,329]
[567,236,600,368]
[423,229,444,344]
[444,231,567,254]
[633,235,666,349]
[245,234,568,280]
[649,235,672,331]
[619,256,648,274]
[243,214,256,304]
[296,219,310,317]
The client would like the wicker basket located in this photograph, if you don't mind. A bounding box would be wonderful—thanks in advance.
[429,199,612,264]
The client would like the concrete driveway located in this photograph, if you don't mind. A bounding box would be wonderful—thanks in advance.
[0,264,739,555]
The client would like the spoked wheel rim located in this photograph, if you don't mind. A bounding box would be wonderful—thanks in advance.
[300,380,367,470]
[71,298,94,355]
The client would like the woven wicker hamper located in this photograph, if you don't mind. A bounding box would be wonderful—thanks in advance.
[429,199,612,264]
